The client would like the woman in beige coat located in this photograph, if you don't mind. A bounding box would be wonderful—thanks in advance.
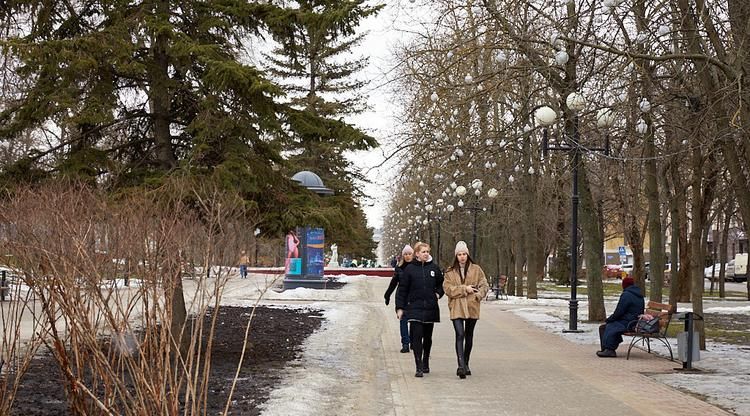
[443,241,489,379]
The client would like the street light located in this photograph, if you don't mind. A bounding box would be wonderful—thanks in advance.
[536,93,614,332]
[434,199,446,265]
[455,182,497,257]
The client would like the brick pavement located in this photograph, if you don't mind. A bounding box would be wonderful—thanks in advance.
[376,279,730,416]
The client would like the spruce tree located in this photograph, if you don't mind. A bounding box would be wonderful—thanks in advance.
[264,0,382,256]
[0,1,338,229]
[0,1,380,357]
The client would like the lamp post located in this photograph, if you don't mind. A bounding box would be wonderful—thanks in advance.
[426,199,447,266]
[455,182,498,258]
[535,93,614,332]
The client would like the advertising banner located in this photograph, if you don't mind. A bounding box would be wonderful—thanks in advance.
[305,227,325,278]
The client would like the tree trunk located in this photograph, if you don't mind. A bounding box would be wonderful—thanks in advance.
[513,235,525,297]
[689,133,719,350]
[719,203,732,298]
[645,131,665,302]
[688,159,709,350]
[666,155,689,303]
[676,216,692,303]
[168,265,189,356]
[668,162,680,305]
[579,163,605,321]
[150,0,177,170]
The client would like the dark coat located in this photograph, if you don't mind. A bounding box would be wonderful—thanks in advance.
[606,285,645,325]
[395,259,444,323]
[602,285,645,350]
[384,266,403,308]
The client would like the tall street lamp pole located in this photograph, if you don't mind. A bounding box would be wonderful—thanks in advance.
[455,182,498,258]
[535,93,614,332]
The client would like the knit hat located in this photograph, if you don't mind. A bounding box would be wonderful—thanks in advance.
[622,276,635,289]
[402,244,414,255]
[455,241,469,256]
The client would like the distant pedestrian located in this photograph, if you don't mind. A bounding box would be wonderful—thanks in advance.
[443,241,489,379]
[597,276,644,357]
[384,244,414,353]
[390,255,398,268]
[396,242,444,378]
[238,250,250,279]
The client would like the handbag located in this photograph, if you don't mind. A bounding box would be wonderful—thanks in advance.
[635,315,661,334]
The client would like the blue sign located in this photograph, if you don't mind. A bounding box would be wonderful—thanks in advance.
[305,228,325,278]
[618,246,626,256]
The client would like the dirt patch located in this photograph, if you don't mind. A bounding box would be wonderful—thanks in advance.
[8,306,323,415]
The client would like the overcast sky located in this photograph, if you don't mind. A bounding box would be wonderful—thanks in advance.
[345,1,424,230]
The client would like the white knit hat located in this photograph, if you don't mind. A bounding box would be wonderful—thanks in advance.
[402,244,414,255]
[454,241,469,255]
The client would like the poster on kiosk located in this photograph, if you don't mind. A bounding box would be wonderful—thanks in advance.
[284,227,325,287]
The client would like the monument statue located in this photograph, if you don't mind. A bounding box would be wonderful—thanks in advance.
[329,243,339,267]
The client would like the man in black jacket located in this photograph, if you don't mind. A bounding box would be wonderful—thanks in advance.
[597,276,645,357]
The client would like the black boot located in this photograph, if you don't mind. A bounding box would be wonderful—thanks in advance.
[414,357,423,377]
[464,352,471,376]
[596,349,617,358]
[400,344,410,353]
[456,355,466,379]
[422,355,430,374]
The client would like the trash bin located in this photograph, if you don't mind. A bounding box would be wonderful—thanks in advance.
[677,332,700,362]
[676,312,703,370]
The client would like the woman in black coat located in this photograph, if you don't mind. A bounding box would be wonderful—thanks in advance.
[396,242,444,377]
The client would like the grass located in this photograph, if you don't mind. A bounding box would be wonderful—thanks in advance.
[538,281,748,301]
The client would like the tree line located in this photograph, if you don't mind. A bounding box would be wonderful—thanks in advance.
[380,0,749,348]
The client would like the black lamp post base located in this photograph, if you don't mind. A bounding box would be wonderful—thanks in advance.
[562,299,582,332]
[562,328,584,333]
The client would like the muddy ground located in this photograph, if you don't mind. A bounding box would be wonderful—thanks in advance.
[8,305,323,415]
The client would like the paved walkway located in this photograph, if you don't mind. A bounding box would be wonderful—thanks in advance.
[370,279,730,416]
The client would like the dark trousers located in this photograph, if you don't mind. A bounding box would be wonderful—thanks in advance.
[409,322,434,364]
[599,321,628,351]
[452,318,477,367]
[400,316,410,345]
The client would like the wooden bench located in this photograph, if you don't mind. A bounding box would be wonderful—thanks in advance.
[623,301,676,361]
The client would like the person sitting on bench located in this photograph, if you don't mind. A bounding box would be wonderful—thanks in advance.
[597,276,644,358]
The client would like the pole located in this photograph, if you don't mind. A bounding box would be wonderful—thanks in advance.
[684,312,694,370]
[472,204,478,257]
[1,270,6,302]
[566,116,581,333]
[437,219,442,267]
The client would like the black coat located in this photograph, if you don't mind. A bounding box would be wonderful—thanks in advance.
[395,259,444,323]
[606,285,645,325]
[384,266,402,308]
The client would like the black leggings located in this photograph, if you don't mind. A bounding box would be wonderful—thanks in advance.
[409,321,435,360]
[452,318,477,365]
